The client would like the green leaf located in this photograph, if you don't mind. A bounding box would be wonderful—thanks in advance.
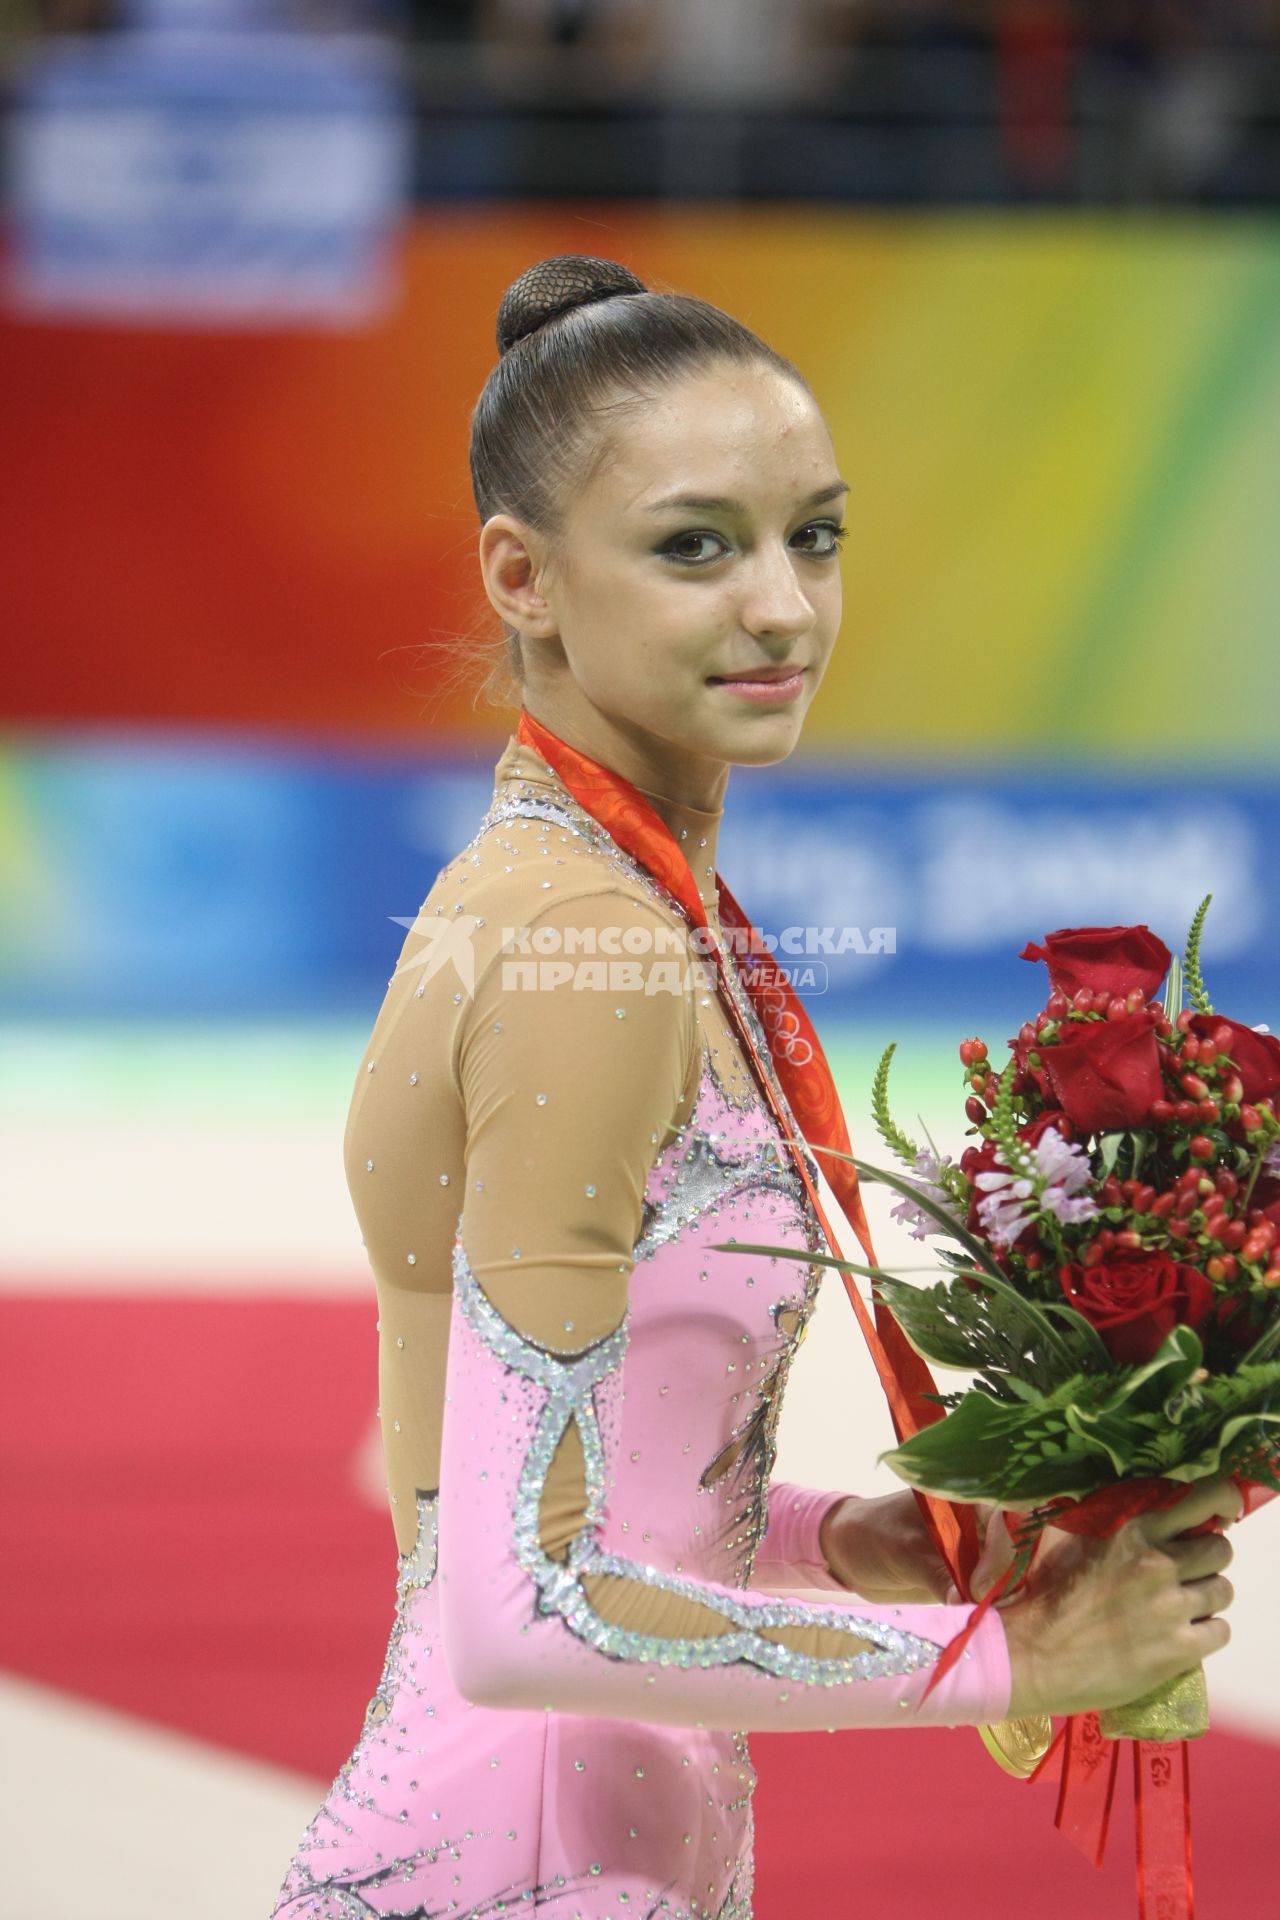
[1096,1132,1125,1177]
[878,1390,1106,1503]
[1063,1403,1144,1475]
[1163,952,1184,1026]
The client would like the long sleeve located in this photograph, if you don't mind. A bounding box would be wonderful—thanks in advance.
[436,889,1012,1734]
[752,1480,850,1594]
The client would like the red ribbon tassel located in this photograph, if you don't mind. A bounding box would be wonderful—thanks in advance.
[1134,1740,1195,1920]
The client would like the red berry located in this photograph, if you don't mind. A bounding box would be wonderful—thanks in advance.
[1215,1169,1239,1198]
[959,1037,988,1066]
[1167,1218,1191,1241]
[1025,1251,1042,1271]
[1150,1191,1176,1218]
[1149,1098,1174,1123]
[1081,1241,1106,1267]
[1182,1036,1203,1065]
[1046,990,1069,1020]
[1241,1104,1263,1132]
[1132,1183,1156,1214]
[1222,1220,1247,1250]
[1176,1186,1202,1218]
[1177,1167,1203,1192]
[1090,990,1111,1014]
[965,1097,987,1126]
[1180,1073,1210,1100]
[1107,996,1129,1021]
[1101,1176,1123,1208]
[1176,1009,1195,1032]
[1206,1255,1238,1284]
[1072,988,1093,1013]
[1126,988,1146,1013]
[1196,1098,1221,1124]
[1223,1074,1244,1105]
[1175,1100,1198,1123]
[1213,1024,1234,1054]
[1115,1230,1142,1251]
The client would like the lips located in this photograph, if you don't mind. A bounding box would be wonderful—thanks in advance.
[708,666,804,684]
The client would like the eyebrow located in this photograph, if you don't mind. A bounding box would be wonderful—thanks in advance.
[642,480,850,516]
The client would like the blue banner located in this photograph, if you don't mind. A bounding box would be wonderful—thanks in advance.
[1,731,1272,1035]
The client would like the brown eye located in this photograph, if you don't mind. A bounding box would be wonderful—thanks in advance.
[660,531,728,565]
[793,522,848,555]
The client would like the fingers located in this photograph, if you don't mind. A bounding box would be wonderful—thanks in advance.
[1159,1530,1234,1583]
[1143,1478,1244,1545]
[1189,1613,1232,1659]
[1182,1572,1234,1622]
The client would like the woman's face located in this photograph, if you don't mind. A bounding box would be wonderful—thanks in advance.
[484,358,847,802]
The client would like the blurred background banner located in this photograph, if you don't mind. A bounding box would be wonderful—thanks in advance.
[3,8,1280,1918]
[5,32,409,321]
[1,733,1270,1024]
[4,211,1278,740]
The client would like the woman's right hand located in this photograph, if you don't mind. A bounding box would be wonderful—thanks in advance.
[998,1477,1243,1722]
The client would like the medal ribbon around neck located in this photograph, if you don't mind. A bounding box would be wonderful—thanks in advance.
[514,707,979,1586]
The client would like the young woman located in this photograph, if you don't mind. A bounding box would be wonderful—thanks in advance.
[270,255,1239,1920]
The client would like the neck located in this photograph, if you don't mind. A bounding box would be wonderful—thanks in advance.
[520,695,730,816]
[502,701,727,914]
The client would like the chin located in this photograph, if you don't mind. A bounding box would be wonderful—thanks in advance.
[717,711,807,767]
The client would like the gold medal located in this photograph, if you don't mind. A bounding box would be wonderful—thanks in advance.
[977,1714,1055,1778]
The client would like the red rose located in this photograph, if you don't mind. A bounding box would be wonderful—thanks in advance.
[1187,1013,1280,1103]
[1041,1012,1165,1133]
[1060,1252,1213,1364]
[1020,925,1171,1002]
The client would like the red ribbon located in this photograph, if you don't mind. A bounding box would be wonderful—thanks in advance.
[513,709,979,1588]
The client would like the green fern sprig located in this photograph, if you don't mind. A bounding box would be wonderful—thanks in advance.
[989,1055,1034,1179]
[871,1042,922,1174]
[1184,893,1214,1015]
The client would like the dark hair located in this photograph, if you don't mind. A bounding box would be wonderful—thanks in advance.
[453,253,811,709]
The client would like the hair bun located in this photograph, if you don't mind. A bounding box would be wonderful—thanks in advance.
[496,254,647,356]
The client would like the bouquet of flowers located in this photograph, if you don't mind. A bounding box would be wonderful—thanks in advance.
[723,902,1280,1745]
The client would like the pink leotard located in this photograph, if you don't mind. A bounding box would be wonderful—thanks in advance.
[269,733,1010,1919]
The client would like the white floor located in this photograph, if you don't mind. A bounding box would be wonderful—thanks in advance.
[0,1672,325,1920]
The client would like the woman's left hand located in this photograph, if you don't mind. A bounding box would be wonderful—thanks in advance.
[818,1489,956,1604]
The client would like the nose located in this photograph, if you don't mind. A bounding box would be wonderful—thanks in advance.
[738,540,816,642]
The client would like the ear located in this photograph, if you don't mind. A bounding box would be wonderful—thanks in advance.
[478,515,558,640]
